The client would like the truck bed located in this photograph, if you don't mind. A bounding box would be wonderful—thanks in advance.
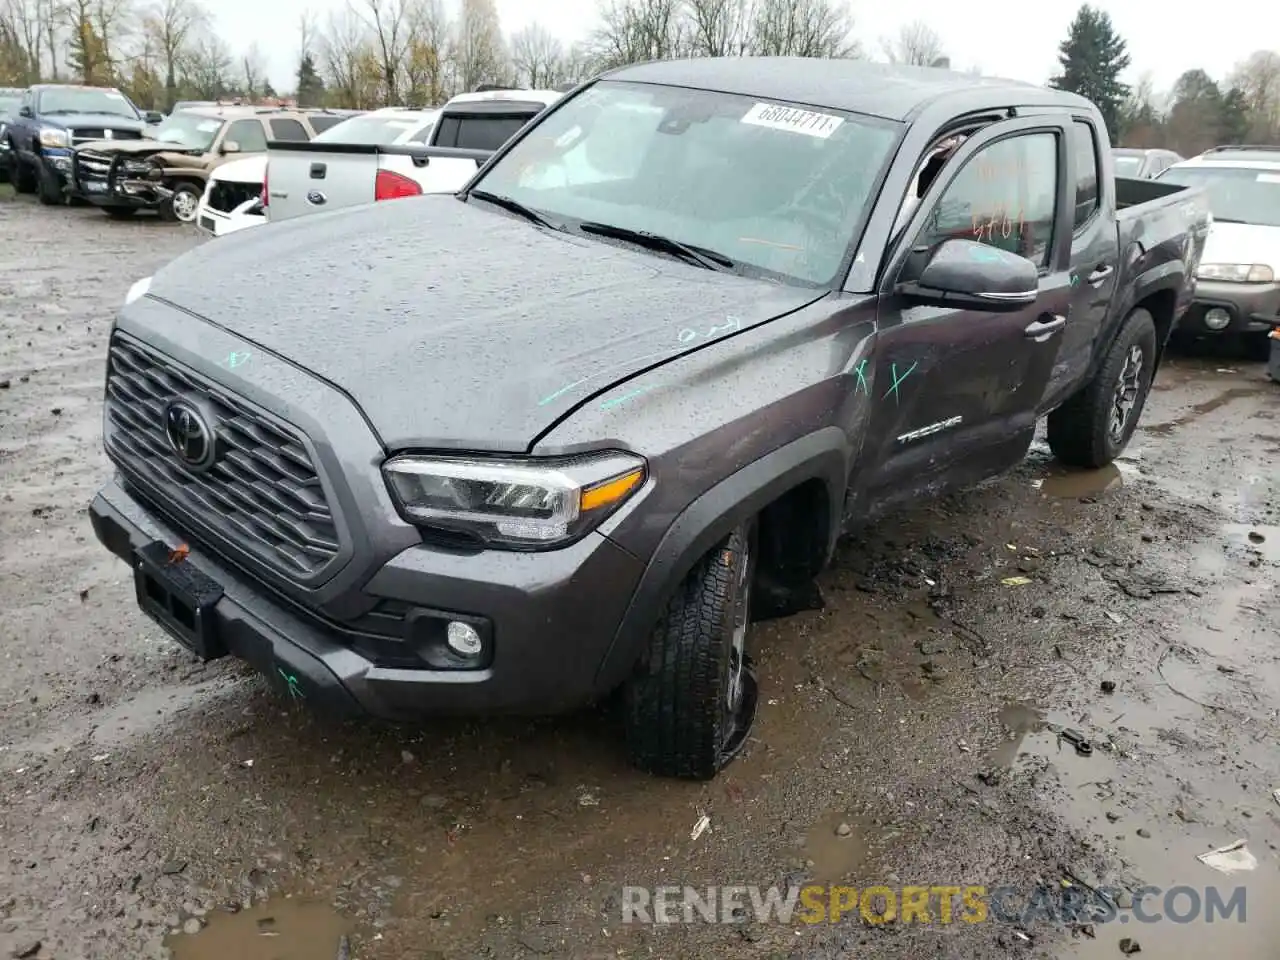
[1112,176,1211,324]
[263,142,493,222]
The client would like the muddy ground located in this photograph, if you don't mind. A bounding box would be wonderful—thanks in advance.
[1,188,1277,960]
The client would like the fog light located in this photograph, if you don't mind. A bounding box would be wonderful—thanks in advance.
[1204,308,1231,331]
[446,621,483,657]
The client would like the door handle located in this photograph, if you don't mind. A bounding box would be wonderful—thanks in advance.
[1025,314,1066,341]
[1087,264,1114,285]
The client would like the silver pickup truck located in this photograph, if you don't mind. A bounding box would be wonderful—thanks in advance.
[263,89,562,221]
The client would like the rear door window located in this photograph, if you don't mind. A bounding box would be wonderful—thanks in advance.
[270,118,308,141]
[225,119,267,153]
[434,112,539,151]
[1071,121,1100,229]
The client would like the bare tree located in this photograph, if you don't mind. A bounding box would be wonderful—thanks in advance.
[881,19,945,67]
[404,0,449,103]
[240,39,265,97]
[181,30,230,97]
[687,0,749,57]
[747,0,859,59]
[143,0,206,110]
[1,0,42,80]
[298,9,317,62]
[453,0,504,91]
[356,0,407,103]
[510,21,562,88]
[590,0,686,69]
[92,0,137,75]
[1228,49,1280,141]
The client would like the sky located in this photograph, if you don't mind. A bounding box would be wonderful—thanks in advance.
[217,0,1277,97]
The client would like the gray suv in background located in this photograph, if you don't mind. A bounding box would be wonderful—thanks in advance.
[90,58,1206,780]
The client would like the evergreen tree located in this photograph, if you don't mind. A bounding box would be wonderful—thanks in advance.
[1050,5,1131,139]
[295,53,326,108]
[1219,88,1250,144]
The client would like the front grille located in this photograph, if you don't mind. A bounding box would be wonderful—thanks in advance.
[104,334,342,581]
[207,178,262,214]
[71,127,143,146]
[74,149,111,186]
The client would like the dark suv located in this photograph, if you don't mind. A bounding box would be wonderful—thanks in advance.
[90,58,1208,780]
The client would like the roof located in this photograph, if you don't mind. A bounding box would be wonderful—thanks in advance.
[1193,146,1280,164]
[30,83,121,92]
[443,89,563,108]
[604,57,1088,122]
[1112,147,1167,156]
[1176,155,1280,171]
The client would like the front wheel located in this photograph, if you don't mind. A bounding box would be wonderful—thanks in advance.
[161,182,201,223]
[1047,307,1158,468]
[623,523,758,780]
[36,162,64,205]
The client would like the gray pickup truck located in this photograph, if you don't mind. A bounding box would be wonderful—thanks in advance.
[90,58,1209,780]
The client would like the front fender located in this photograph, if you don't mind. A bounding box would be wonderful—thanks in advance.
[593,426,850,692]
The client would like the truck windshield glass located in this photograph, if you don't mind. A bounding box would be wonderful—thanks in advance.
[36,87,137,118]
[315,115,430,145]
[1112,155,1143,177]
[153,113,222,149]
[475,81,899,286]
[1158,166,1280,227]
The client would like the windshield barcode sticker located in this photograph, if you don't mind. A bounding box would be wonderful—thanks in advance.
[740,103,844,139]
[1256,173,1280,184]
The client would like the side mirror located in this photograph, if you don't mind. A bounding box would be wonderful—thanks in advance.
[221,140,240,154]
[145,110,164,124]
[18,105,33,118]
[898,238,1039,313]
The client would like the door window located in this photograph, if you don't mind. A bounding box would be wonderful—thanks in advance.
[1071,121,1100,229]
[915,132,1059,267]
[269,118,308,141]
[224,119,268,153]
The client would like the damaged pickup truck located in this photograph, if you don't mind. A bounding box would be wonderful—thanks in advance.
[71,105,340,221]
[91,59,1209,780]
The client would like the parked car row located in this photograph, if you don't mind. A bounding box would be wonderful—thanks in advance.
[195,88,563,236]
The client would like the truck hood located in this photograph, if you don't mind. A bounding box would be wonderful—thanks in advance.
[1202,220,1280,273]
[146,194,825,451]
[75,137,202,157]
[43,112,145,131]
[213,154,267,184]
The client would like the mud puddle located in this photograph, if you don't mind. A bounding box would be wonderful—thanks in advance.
[803,810,872,883]
[166,899,351,960]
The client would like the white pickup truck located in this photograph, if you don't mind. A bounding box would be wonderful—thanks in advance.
[262,89,562,223]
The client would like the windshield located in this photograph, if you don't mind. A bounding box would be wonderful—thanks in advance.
[36,87,138,118]
[1113,155,1143,178]
[472,80,900,286]
[314,114,433,145]
[153,112,222,149]
[1157,165,1280,227]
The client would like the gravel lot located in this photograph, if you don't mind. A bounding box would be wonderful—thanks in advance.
[1,187,1278,960]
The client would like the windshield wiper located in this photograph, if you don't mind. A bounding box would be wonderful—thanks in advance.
[468,190,561,230]
[576,222,736,272]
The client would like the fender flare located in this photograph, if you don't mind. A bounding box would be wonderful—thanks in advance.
[593,426,851,691]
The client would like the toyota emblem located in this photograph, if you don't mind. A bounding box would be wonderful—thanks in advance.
[306,190,327,206]
[163,400,216,471]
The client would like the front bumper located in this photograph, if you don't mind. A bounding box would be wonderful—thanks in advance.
[196,196,265,237]
[1179,280,1280,335]
[90,476,647,719]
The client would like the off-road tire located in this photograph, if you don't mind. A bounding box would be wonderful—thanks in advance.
[624,523,756,780]
[160,182,201,222]
[10,150,36,194]
[36,162,64,205]
[1047,307,1157,468]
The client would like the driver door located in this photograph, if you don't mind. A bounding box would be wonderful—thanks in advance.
[855,116,1074,517]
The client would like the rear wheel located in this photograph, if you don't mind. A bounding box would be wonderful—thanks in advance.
[1047,307,1157,468]
[624,522,758,780]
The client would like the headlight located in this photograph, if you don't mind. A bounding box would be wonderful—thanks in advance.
[1196,263,1274,283]
[383,451,647,549]
[39,127,70,148]
[124,276,152,305]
